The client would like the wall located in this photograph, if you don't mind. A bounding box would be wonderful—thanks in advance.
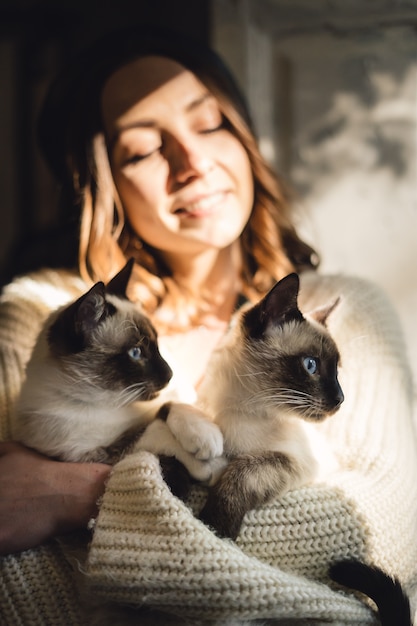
[212,0,417,383]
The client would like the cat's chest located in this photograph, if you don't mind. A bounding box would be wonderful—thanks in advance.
[219,413,293,456]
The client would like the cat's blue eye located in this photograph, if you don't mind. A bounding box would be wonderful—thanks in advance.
[128,346,142,361]
[302,356,318,375]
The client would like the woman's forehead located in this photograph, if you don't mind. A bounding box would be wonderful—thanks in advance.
[101,56,209,133]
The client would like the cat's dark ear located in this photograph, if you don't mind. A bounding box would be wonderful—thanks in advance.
[243,273,304,338]
[48,282,115,354]
[308,296,341,327]
[106,258,135,299]
[74,282,115,338]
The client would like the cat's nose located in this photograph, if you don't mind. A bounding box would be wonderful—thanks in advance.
[162,362,173,385]
[334,384,344,408]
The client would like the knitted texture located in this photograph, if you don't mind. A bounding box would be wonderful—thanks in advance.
[87,450,374,623]
[0,269,416,625]
[0,544,82,626]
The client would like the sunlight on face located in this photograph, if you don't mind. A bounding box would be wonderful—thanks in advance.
[101,56,254,263]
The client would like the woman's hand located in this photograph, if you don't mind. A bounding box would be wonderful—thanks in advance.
[0,441,111,555]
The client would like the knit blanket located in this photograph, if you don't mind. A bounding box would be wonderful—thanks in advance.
[1,270,416,625]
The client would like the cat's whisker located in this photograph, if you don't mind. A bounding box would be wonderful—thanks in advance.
[117,318,139,337]
[238,369,269,378]
[117,382,149,406]
[243,386,321,415]
[245,386,313,404]
[64,371,102,391]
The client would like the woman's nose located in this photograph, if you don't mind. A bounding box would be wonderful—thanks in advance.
[169,139,214,183]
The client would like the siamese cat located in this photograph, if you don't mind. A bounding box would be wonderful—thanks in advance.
[140,273,344,539]
[11,260,174,463]
[12,259,223,473]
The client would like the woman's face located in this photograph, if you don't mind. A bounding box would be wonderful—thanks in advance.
[101,56,254,260]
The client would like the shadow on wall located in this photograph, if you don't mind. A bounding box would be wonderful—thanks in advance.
[277,30,417,382]
[293,61,415,194]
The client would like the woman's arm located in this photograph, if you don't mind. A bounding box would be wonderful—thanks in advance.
[0,441,111,555]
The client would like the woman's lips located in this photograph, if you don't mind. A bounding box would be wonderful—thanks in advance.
[174,191,227,217]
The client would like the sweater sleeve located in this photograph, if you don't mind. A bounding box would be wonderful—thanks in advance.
[0,292,53,440]
[0,269,91,626]
[0,270,86,440]
[86,273,417,623]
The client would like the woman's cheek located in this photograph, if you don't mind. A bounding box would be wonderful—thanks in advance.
[115,170,158,216]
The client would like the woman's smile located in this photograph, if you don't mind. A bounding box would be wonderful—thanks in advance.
[172,190,228,218]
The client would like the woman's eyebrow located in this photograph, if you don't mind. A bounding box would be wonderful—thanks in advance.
[185,91,213,112]
[108,120,155,149]
[108,92,215,148]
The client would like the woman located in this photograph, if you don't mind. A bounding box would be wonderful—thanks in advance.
[0,26,416,624]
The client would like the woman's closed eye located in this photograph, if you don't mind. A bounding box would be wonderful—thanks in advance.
[114,126,164,168]
[198,120,226,135]
[122,126,223,167]
[123,147,162,166]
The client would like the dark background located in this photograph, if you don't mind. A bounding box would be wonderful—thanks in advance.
[0,0,210,285]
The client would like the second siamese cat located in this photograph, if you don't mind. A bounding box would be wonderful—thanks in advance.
[140,272,344,539]
[148,274,412,626]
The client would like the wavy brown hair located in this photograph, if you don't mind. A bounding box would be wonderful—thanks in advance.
[38,26,318,328]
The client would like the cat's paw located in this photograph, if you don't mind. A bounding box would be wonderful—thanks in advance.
[164,402,223,461]
[135,418,227,483]
[185,454,228,484]
[135,419,173,455]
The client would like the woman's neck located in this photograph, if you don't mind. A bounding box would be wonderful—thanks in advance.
[162,243,242,324]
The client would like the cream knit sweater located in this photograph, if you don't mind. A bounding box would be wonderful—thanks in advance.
[0,269,416,625]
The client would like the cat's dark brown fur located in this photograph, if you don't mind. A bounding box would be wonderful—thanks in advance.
[329,560,412,626]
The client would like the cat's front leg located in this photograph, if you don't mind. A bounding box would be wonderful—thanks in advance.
[161,402,224,462]
[199,451,298,540]
[135,414,226,484]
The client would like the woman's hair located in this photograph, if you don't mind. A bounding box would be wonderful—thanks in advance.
[38,25,318,329]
